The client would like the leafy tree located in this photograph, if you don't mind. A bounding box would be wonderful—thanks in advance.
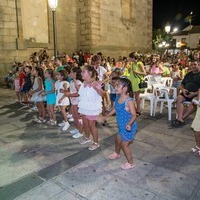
[152,28,172,50]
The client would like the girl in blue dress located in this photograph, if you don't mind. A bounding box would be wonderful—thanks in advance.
[104,77,137,170]
[41,69,57,125]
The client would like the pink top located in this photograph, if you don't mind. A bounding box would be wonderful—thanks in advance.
[150,64,160,75]
[69,80,82,105]
[14,79,20,92]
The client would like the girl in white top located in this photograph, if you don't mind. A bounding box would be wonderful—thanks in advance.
[55,70,70,131]
[29,67,46,123]
[78,65,105,150]
[66,67,84,139]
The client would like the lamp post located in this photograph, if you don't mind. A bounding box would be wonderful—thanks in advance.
[165,23,171,58]
[48,0,58,60]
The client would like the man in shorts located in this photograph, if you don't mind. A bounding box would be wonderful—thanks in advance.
[172,60,200,127]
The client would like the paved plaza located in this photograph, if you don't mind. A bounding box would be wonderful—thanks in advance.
[0,87,200,200]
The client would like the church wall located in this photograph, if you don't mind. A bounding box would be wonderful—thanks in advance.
[0,0,152,78]
[0,0,78,77]
[88,0,152,57]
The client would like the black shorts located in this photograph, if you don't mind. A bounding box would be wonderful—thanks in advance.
[180,93,193,102]
[21,85,32,94]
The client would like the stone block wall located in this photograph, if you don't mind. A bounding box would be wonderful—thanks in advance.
[0,0,78,77]
[0,0,152,78]
[88,0,153,57]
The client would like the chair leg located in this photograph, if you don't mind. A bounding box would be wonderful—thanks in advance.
[150,99,153,116]
[153,99,157,116]
[168,102,172,121]
[141,99,145,109]
[160,102,164,113]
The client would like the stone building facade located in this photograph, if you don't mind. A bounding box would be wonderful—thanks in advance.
[0,0,152,77]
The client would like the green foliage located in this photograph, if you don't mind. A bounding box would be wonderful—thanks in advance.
[152,28,172,50]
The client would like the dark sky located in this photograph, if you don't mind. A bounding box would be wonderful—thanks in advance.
[153,0,200,30]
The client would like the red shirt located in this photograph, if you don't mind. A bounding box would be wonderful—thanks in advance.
[19,72,25,87]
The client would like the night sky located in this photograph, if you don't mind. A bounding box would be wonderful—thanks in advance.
[153,0,200,30]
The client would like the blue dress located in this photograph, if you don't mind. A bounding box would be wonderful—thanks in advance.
[114,96,137,142]
[45,79,56,105]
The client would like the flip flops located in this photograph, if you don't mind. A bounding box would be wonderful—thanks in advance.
[109,152,121,160]
[171,119,185,127]
[88,142,100,151]
[121,162,135,170]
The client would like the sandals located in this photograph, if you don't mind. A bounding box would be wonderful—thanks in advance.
[80,138,91,145]
[109,152,121,160]
[121,162,135,170]
[171,119,185,127]
[88,142,100,151]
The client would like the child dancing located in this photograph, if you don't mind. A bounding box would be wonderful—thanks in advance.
[104,77,137,170]
[78,65,105,150]
[67,67,84,138]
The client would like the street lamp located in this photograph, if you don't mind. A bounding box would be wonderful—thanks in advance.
[165,23,171,34]
[48,0,58,60]
[173,27,178,32]
[165,23,171,57]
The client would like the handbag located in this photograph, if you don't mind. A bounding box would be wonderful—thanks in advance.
[138,80,148,89]
[132,71,148,89]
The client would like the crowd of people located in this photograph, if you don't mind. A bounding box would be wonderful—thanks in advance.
[4,48,200,169]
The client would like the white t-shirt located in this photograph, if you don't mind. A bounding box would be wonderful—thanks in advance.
[69,80,83,105]
[55,80,70,106]
[78,83,102,116]
[94,66,107,81]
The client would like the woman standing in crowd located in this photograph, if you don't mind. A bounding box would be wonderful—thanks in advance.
[128,52,146,116]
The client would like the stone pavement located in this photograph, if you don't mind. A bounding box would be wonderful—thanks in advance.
[0,87,200,200]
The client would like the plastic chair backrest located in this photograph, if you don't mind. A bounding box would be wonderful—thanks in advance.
[161,77,173,87]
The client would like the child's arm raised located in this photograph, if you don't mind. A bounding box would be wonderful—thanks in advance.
[58,82,68,104]
[126,100,137,131]
[92,81,105,97]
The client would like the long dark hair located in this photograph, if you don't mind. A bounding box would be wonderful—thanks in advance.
[46,69,54,79]
[119,77,133,98]
[71,67,83,82]
[58,69,68,81]
[35,67,44,81]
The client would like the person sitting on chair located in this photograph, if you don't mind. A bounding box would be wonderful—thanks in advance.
[172,60,200,127]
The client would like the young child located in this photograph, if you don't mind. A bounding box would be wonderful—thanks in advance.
[191,89,200,155]
[66,67,84,138]
[42,69,57,126]
[21,66,32,104]
[30,67,46,123]
[78,65,105,150]
[104,77,137,170]
[109,69,121,108]
[55,70,70,131]
[14,72,21,102]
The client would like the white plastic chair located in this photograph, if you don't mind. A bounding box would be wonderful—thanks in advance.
[153,86,177,121]
[140,83,163,116]
[160,77,173,87]
[140,88,155,116]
